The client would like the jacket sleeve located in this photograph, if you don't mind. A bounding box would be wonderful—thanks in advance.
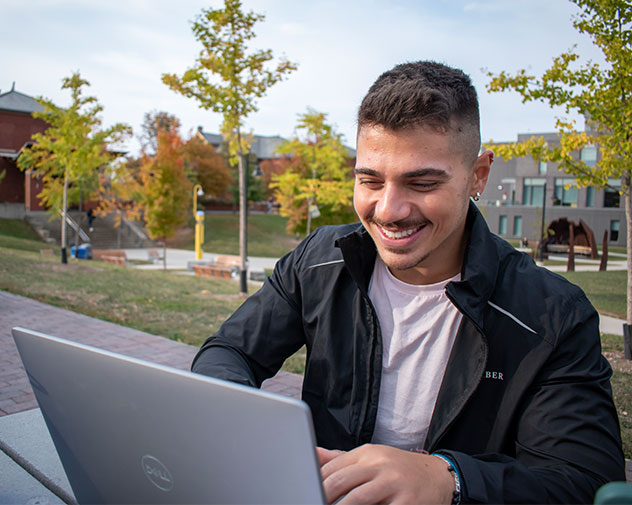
[190,238,309,388]
[442,296,625,504]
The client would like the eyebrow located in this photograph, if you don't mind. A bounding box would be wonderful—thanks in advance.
[354,167,450,179]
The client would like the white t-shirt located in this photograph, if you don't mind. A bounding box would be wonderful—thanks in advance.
[368,257,462,451]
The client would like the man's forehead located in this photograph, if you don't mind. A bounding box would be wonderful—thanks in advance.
[356,123,476,169]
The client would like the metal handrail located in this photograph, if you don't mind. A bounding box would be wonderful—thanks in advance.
[122,217,149,243]
[59,211,90,243]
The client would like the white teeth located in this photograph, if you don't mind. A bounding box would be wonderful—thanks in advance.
[380,227,419,239]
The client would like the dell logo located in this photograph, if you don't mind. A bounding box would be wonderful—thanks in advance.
[141,455,174,491]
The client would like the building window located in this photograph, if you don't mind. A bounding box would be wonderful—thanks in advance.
[522,178,546,206]
[580,145,597,167]
[499,215,507,236]
[610,220,620,242]
[513,216,523,237]
[538,161,547,175]
[586,186,595,207]
[604,186,621,208]
[553,178,578,207]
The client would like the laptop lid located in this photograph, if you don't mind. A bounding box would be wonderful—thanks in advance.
[12,327,325,505]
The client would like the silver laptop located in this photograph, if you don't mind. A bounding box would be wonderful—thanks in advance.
[12,327,326,504]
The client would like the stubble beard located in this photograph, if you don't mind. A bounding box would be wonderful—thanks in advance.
[378,246,432,275]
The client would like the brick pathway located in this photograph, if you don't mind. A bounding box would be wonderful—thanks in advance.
[0,290,302,417]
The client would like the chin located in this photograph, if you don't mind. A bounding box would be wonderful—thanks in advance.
[379,250,430,272]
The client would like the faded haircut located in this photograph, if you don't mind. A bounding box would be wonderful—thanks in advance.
[357,61,481,167]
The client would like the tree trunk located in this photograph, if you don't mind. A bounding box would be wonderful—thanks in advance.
[238,150,248,295]
[306,197,313,236]
[61,173,69,264]
[626,187,632,325]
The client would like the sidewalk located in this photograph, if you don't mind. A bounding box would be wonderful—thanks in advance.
[0,290,302,417]
[123,247,279,273]
[542,252,628,272]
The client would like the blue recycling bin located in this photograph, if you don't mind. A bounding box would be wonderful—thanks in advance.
[71,243,93,260]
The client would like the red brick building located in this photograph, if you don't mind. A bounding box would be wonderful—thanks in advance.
[0,84,48,215]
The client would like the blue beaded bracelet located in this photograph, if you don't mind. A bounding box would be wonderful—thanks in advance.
[431,453,462,505]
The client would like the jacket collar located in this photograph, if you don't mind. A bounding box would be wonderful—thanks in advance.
[335,202,501,329]
[335,226,376,295]
[446,202,500,332]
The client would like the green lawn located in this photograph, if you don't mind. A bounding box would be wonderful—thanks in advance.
[560,270,626,319]
[0,243,245,346]
[195,213,300,257]
[0,217,41,241]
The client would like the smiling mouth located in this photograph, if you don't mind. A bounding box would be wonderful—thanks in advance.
[378,224,424,240]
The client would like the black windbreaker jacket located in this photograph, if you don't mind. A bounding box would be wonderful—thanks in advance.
[192,203,624,503]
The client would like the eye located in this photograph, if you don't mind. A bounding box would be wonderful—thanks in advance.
[409,181,439,191]
[358,178,383,189]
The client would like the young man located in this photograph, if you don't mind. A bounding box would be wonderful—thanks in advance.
[192,61,624,504]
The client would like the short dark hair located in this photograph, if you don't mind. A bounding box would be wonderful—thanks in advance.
[358,61,481,165]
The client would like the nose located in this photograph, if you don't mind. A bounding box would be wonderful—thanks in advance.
[374,183,412,224]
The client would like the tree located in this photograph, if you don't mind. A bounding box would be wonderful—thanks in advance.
[485,0,632,328]
[17,72,130,264]
[136,129,192,269]
[162,0,296,294]
[184,136,233,199]
[139,110,182,155]
[272,109,354,235]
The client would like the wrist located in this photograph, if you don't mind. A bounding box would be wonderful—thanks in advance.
[431,453,462,505]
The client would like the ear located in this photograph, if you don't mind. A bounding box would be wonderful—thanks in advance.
[470,149,492,197]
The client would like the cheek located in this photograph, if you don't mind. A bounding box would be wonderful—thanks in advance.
[421,192,465,223]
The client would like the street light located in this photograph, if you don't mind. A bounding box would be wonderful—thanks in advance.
[193,184,204,261]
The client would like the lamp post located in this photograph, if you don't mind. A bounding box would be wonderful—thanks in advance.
[193,184,204,261]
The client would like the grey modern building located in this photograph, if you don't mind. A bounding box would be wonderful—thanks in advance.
[480,132,626,247]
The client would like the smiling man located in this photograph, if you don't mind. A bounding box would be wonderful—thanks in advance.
[192,61,624,504]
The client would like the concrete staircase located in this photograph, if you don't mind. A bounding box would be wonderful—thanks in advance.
[26,211,156,250]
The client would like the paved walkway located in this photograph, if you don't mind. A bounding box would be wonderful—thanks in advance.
[543,252,628,272]
[123,247,278,273]
[0,290,302,417]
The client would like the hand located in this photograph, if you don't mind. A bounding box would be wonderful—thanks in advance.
[318,444,455,505]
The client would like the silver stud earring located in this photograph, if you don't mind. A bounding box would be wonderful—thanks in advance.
[473,192,481,202]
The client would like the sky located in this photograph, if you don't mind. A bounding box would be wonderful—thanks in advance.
[1,0,604,155]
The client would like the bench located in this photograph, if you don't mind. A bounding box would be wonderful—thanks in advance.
[546,244,593,256]
[93,249,126,260]
[94,249,128,266]
[192,255,242,280]
[192,264,233,279]
[214,255,241,269]
[102,255,128,266]
[147,249,164,263]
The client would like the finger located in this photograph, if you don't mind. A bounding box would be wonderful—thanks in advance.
[336,479,390,505]
[322,455,377,505]
[317,447,345,466]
